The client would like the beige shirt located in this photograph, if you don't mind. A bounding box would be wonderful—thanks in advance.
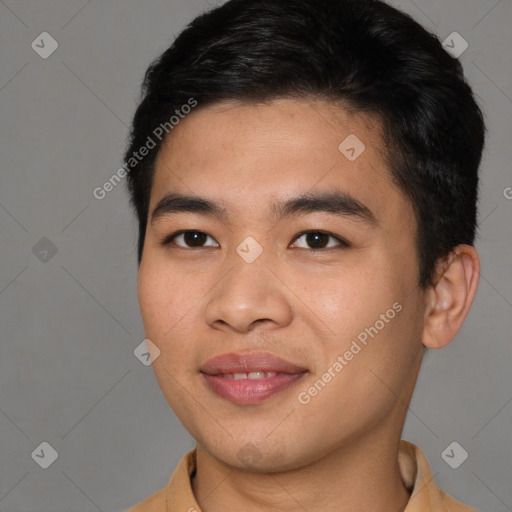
[126,440,478,511]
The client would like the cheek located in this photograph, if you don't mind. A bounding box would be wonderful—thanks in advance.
[137,258,205,368]
[137,263,199,409]
[294,306,422,446]
[304,259,420,387]
[137,257,191,335]
[137,264,167,336]
[299,261,392,337]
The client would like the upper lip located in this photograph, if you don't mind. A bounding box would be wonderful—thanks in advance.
[200,352,308,375]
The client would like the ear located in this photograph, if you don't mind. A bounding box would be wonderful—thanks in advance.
[422,244,480,349]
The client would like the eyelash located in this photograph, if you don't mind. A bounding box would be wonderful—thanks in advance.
[159,230,350,251]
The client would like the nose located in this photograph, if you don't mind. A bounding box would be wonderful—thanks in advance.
[204,253,293,334]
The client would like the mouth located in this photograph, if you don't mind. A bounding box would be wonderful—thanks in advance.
[214,371,279,380]
[200,352,308,405]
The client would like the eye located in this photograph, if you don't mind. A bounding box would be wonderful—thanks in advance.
[160,230,219,248]
[160,229,348,250]
[290,231,349,250]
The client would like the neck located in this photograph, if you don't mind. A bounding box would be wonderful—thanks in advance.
[192,429,411,512]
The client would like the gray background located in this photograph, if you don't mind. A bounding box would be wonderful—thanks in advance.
[0,0,511,510]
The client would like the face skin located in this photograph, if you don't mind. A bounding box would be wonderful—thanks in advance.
[137,98,480,511]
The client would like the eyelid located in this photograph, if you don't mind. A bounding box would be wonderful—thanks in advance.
[159,230,219,248]
[290,230,350,249]
[159,229,350,249]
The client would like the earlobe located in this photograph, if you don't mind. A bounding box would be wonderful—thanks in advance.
[422,245,480,350]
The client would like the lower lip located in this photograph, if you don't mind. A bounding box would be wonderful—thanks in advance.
[202,372,307,405]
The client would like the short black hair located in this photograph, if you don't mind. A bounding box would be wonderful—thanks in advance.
[124,0,485,288]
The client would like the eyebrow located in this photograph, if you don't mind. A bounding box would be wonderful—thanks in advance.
[150,190,377,226]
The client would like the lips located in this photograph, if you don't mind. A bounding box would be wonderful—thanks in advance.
[200,352,308,405]
[200,352,307,375]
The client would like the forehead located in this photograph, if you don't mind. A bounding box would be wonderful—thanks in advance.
[150,98,411,228]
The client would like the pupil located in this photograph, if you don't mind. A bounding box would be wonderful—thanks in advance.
[307,233,327,248]
[185,231,206,246]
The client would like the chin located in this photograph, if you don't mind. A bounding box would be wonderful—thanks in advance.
[199,435,318,474]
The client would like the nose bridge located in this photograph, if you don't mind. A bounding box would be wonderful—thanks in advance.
[204,241,292,332]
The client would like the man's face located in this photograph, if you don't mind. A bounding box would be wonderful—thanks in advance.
[138,98,426,471]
